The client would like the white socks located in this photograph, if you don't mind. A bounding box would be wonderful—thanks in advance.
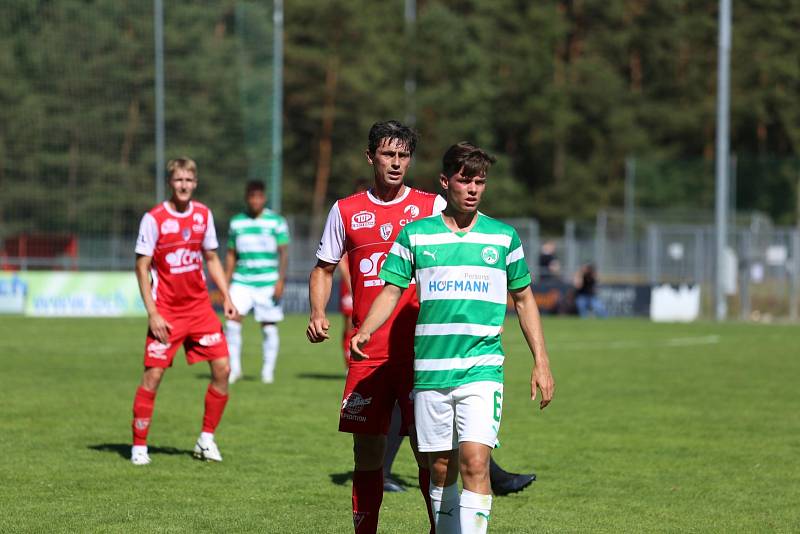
[430,485,493,534]
[430,484,461,534]
[261,324,279,383]
[460,489,492,534]
[225,320,242,381]
[199,432,214,443]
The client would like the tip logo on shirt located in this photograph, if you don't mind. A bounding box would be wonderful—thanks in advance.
[351,210,376,230]
[161,219,179,235]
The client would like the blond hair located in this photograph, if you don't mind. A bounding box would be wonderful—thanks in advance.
[166,157,197,179]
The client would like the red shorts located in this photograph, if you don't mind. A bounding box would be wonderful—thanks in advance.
[339,361,414,435]
[143,306,228,368]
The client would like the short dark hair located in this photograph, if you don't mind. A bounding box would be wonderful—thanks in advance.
[441,142,496,178]
[245,180,266,195]
[367,120,418,155]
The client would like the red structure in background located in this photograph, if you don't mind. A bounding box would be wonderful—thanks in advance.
[1,234,79,270]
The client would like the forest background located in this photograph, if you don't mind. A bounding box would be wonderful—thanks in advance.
[1,0,798,238]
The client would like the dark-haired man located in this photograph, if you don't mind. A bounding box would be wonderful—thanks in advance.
[225,180,290,384]
[352,142,555,534]
[308,120,444,533]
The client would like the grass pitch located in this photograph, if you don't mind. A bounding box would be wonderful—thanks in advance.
[1,315,798,533]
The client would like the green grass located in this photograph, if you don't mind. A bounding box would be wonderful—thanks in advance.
[1,315,799,533]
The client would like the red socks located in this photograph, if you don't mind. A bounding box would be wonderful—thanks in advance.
[132,386,156,445]
[352,468,383,534]
[202,385,229,434]
[419,467,435,534]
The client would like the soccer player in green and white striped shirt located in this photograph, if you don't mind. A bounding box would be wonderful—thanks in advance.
[351,143,554,534]
[224,181,290,384]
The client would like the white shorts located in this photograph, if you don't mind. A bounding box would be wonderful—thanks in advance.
[229,283,284,323]
[413,381,503,452]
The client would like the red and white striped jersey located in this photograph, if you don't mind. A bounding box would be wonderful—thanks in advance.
[317,187,446,366]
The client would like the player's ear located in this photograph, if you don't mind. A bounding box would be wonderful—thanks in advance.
[439,173,449,190]
[365,149,374,166]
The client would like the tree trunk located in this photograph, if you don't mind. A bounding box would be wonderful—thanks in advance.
[312,54,340,220]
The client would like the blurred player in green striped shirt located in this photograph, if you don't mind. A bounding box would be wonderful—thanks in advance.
[225,180,290,384]
[351,142,554,534]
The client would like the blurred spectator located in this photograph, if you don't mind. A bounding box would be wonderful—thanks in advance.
[538,240,561,280]
[574,263,607,318]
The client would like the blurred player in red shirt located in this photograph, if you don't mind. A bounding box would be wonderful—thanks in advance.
[130,157,237,466]
[307,121,445,533]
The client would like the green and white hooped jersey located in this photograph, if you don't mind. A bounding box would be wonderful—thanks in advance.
[227,210,290,287]
[379,213,531,390]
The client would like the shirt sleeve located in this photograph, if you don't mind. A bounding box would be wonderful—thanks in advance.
[506,229,532,290]
[135,213,158,256]
[316,202,345,264]
[432,194,447,215]
[203,210,220,250]
[226,219,236,249]
[379,227,414,289]
[276,216,290,246]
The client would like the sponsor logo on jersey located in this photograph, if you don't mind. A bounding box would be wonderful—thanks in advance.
[192,213,206,233]
[199,333,222,346]
[423,250,437,262]
[359,252,387,287]
[342,392,372,414]
[147,340,171,359]
[379,223,393,241]
[428,278,490,293]
[165,248,203,274]
[351,210,376,230]
[399,204,421,227]
[161,219,180,235]
[481,246,499,265]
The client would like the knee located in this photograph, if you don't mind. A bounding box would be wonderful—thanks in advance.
[142,367,165,391]
[460,454,489,480]
[353,438,385,470]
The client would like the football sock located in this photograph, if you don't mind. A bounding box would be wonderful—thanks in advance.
[418,467,435,534]
[352,468,383,534]
[382,403,404,477]
[459,489,492,534]
[225,320,242,377]
[261,324,279,380]
[132,386,156,445]
[201,384,229,434]
[430,483,460,534]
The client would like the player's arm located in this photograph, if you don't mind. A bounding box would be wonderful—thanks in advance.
[510,286,554,409]
[135,254,172,344]
[307,260,337,342]
[205,249,238,320]
[349,283,403,361]
[224,247,236,285]
[274,244,288,301]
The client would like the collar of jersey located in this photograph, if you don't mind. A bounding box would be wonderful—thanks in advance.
[366,186,411,206]
[162,200,194,218]
[438,211,484,236]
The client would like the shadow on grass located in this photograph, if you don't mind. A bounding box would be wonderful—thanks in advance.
[328,471,416,489]
[88,443,193,459]
[297,373,346,381]
[330,471,353,485]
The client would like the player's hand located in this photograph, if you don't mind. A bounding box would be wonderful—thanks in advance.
[148,312,173,344]
[274,279,285,302]
[306,314,330,343]
[223,296,239,321]
[349,332,371,361]
[531,361,554,410]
